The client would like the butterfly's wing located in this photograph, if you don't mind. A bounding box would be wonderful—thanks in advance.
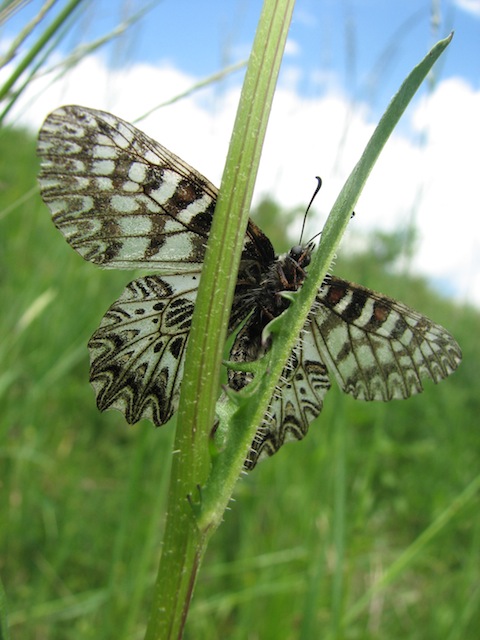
[227,307,331,469]
[311,276,462,400]
[38,106,216,272]
[37,105,275,279]
[88,274,198,425]
[38,105,276,424]
[239,325,332,470]
[242,276,462,469]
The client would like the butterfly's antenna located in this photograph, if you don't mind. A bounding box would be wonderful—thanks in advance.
[299,176,322,246]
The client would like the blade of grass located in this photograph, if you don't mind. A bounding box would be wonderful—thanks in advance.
[0,0,31,28]
[0,573,11,640]
[134,59,248,124]
[1,0,159,124]
[342,471,480,628]
[144,1,296,639]
[0,0,56,69]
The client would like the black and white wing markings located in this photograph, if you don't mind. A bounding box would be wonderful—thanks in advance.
[88,274,198,426]
[37,104,275,425]
[38,105,462,471]
[227,244,330,469]
[310,276,462,401]
[239,274,462,469]
[37,105,274,277]
[242,332,331,470]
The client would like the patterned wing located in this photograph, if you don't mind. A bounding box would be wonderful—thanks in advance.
[310,276,462,400]
[37,105,277,430]
[88,274,198,425]
[243,330,331,470]
[237,275,462,469]
[38,105,216,272]
[37,104,275,296]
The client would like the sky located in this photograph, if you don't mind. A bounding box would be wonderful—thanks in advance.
[2,0,480,306]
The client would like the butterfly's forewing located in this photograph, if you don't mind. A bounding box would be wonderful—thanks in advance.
[38,105,275,280]
[38,105,216,272]
[88,274,198,425]
[310,276,462,400]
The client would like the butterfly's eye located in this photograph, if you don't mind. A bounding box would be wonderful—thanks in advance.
[290,245,303,261]
[290,245,311,268]
[302,253,311,267]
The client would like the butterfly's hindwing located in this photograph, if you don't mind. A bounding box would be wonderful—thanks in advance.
[229,268,462,469]
[88,274,198,425]
[243,330,331,469]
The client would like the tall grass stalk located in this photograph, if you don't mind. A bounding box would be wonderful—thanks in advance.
[0,0,85,121]
[0,0,156,124]
[144,1,296,638]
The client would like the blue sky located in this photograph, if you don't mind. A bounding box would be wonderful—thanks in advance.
[130,0,479,102]
[7,0,478,105]
[2,0,480,304]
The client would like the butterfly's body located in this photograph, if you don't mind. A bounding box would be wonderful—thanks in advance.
[38,106,462,469]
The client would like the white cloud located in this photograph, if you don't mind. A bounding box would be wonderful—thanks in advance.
[409,78,480,303]
[6,53,479,306]
[453,0,480,17]
[285,38,301,56]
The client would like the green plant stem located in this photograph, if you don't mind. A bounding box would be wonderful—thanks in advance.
[144,1,296,638]
[0,0,56,69]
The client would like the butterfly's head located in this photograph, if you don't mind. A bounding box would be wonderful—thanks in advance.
[288,241,315,269]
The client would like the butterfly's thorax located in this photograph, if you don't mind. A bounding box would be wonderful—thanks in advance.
[228,243,314,391]
[257,244,313,323]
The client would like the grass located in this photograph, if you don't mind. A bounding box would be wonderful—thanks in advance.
[1,122,479,639]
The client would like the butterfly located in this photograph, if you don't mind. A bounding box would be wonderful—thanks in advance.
[37,105,462,469]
